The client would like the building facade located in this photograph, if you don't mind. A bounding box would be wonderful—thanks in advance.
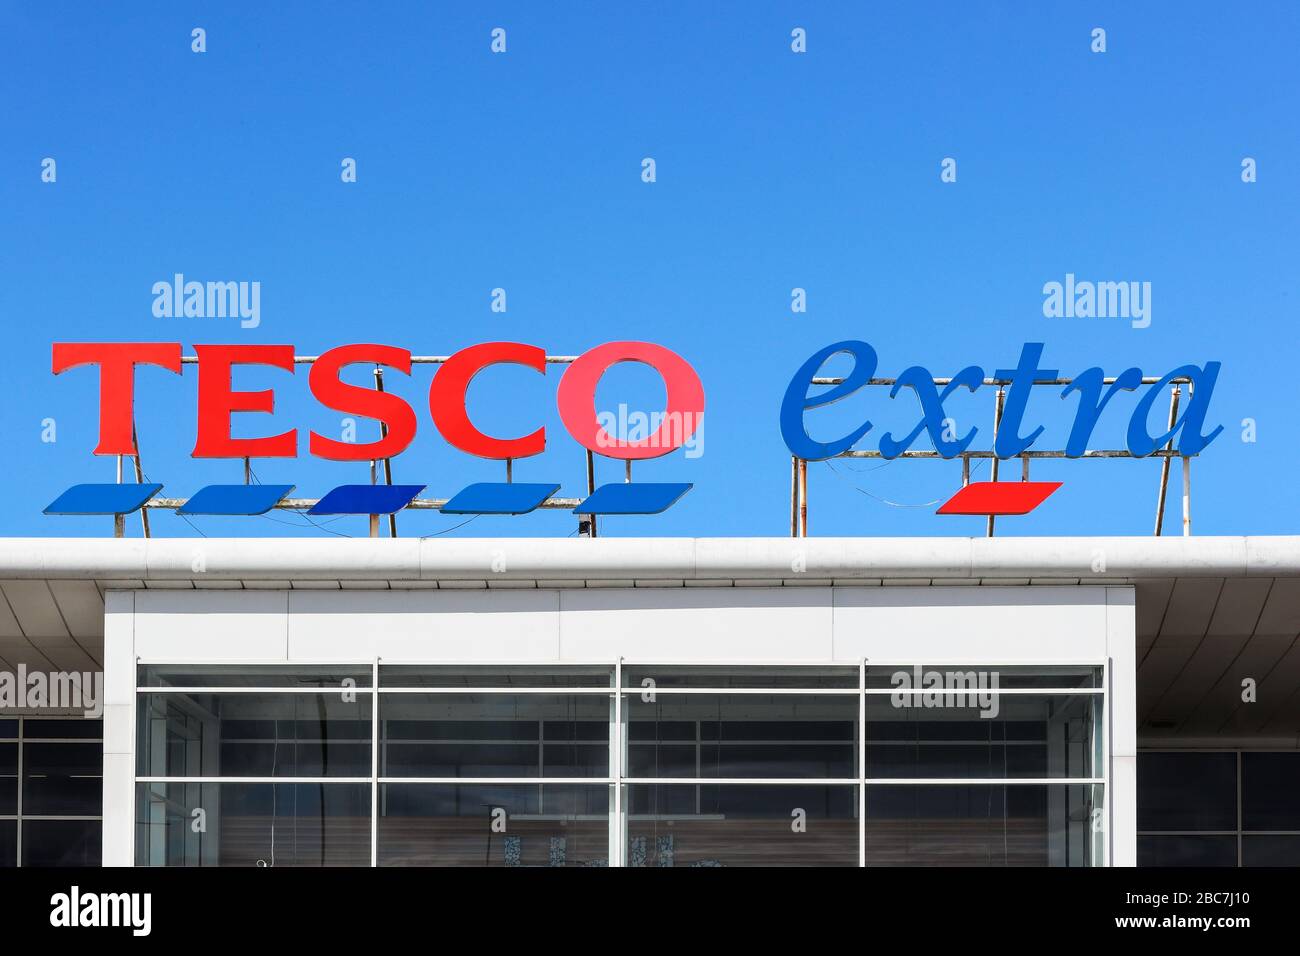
[1,536,1296,866]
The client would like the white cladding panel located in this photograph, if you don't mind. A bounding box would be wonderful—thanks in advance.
[123,586,1123,664]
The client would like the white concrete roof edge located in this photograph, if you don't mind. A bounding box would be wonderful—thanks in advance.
[0,536,1295,581]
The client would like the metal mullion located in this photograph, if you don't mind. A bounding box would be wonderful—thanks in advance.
[863,687,1104,696]
[137,687,377,695]
[15,718,22,867]
[860,777,1104,785]
[623,777,861,786]
[1236,750,1243,867]
[622,687,860,696]
[859,658,866,868]
[379,777,613,785]
[1102,656,1110,867]
[371,657,379,868]
[137,776,372,784]
[378,687,613,695]
[613,658,623,867]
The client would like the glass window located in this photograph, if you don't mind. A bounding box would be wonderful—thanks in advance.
[378,783,608,866]
[23,820,101,866]
[381,694,609,778]
[1242,834,1300,867]
[21,718,102,740]
[1242,752,1300,831]
[380,666,612,688]
[1137,752,1236,831]
[136,782,370,866]
[0,742,17,814]
[0,820,15,867]
[137,692,372,778]
[865,694,1098,779]
[865,664,1102,690]
[140,664,372,689]
[866,784,1101,866]
[627,694,858,779]
[1137,835,1237,867]
[624,665,858,689]
[0,719,18,739]
[23,741,102,816]
[129,662,1109,867]
[626,783,858,866]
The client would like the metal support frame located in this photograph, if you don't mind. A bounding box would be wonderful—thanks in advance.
[797,373,1197,538]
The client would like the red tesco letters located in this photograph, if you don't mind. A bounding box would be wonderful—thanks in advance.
[52,341,705,462]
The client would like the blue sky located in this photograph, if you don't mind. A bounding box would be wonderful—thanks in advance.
[2,1,1297,539]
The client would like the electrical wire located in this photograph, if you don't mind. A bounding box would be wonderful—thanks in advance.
[822,457,987,509]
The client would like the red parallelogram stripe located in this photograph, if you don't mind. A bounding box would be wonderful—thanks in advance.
[936,481,1063,516]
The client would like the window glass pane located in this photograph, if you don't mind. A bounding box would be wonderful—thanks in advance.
[140,664,372,689]
[865,784,1101,866]
[23,742,102,815]
[21,718,102,740]
[136,782,369,866]
[1137,752,1236,831]
[623,666,857,689]
[0,742,16,814]
[137,692,371,777]
[381,694,609,778]
[1242,752,1300,831]
[0,719,17,739]
[22,820,101,866]
[865,694,1097,779]
[1242,834,1300,867]
[626,783,858,866]
[0,820,14,867]
[378,783,608,866]
[380,666,612,688]
[627,694,857,778]
[1137,835,1237,867]
[865,665,1102,690]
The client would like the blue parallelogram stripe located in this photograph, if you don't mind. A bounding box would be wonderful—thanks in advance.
[573,482,693,515]
[178,484,296,516]
[440,482,560,515]
[308,484,425,515]
[44,483,163,516]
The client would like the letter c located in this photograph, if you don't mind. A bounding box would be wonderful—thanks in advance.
[429,342,546,458]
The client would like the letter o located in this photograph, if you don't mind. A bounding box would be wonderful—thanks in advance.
[556,342,704,460]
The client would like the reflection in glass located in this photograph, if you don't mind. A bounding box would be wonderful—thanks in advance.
[1242,834,1300,867]
[627,694,858,779]
[623,666,858,689]
[23,820,101,866]
[1137,752,1236,831]
[135,782,370,866]
[378,784,608,866]
[1242,752,1300,831]
[381,694,609,778]
[1137,834,1237,867]
[0,820,13,866]
[23,742,102,815]
[140,664,371,689]
[379,666,612,688]
[137,693,372,778]
[0,742,16,814]
[865,694,1098,779]
[865,785,1101,866]
[626,784,858,866]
